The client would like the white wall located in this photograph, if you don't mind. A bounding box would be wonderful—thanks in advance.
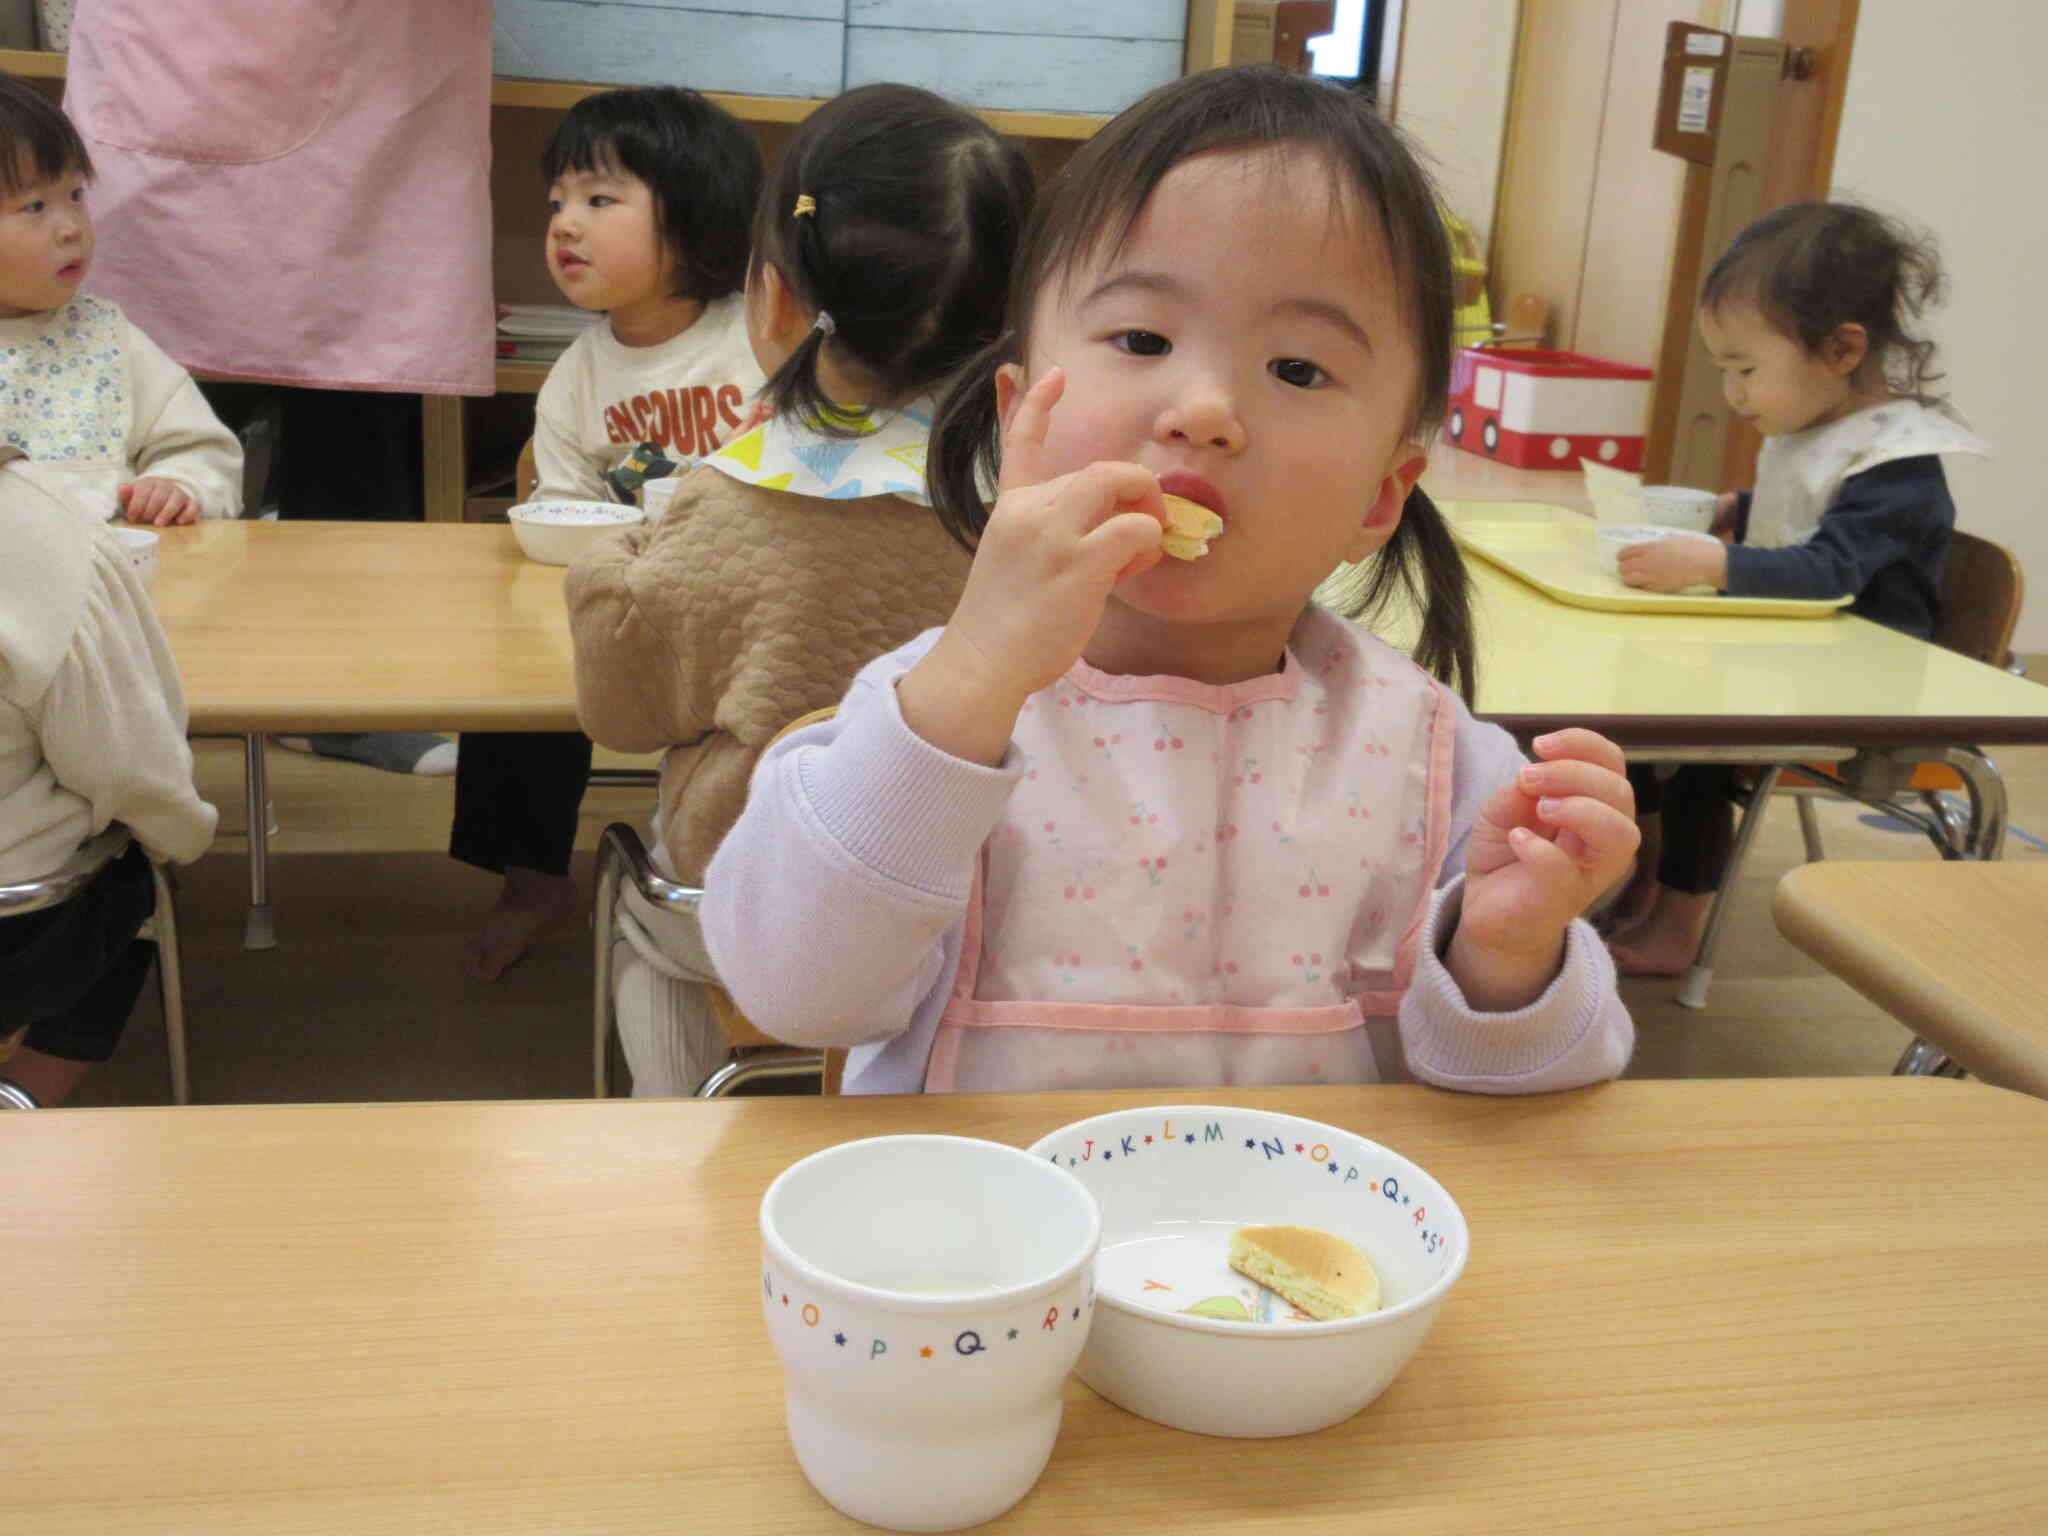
[1392,0,1518,247]
[1830,2,2048,649]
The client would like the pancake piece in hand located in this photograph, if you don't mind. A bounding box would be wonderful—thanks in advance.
[1159,493,1224,560]
[1227,1224,1380,1320]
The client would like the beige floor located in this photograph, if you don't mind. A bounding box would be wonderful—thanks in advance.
[63,716,2048,1108]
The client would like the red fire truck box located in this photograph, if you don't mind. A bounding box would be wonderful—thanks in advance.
[1443,347,1653,470]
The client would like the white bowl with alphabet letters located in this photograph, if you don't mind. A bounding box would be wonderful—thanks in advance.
[1028,1105,1469,1438]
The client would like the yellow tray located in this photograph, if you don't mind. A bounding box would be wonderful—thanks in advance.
[1449,518,1853,619]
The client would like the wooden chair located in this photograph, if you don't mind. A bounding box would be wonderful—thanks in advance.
[1777,531,2025,859]
[591,709,839,1098]
[0,825,189,1106]
[1678,531,2026,1009]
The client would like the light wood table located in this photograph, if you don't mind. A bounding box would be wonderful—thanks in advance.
[153,520,581,947]
[1774,861,2048,1097]
[155,520,579,734]
[5,1081,2045,1534]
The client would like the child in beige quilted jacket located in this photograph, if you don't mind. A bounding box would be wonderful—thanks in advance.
[566,83,1034,1096]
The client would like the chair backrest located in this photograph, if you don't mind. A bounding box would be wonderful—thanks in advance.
[1937,530,2024,669]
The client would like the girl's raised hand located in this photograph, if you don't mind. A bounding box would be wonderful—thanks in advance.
[899,367,1167,766]
[1447,729,1639,1011]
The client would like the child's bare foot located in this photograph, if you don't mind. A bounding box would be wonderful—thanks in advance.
[1595,812,1662,934]
[464,867,579,982]
[1606,888,1712,977]
[1596,865,1661,935]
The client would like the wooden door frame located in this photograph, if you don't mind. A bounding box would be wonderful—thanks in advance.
[1705,0,1862,487]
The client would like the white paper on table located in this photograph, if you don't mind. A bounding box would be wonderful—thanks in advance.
[1580,457,1644,524]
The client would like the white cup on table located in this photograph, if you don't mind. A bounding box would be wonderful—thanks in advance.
[1640,484,1718,532]
[639,475,683,519]
[760,1134,1101,1532]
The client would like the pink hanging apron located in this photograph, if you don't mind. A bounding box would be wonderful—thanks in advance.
[64,0,495,394]
[925,621,1458,1094]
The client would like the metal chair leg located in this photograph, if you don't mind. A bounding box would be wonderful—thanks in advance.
[243,733,276,950]
[148,861,190,1105]
[1795,796,1825,862]
[1936,746,2006,861]
[1677,765,1783,1010]
[1895,1036,1965,1078]
[699,1050,827,1098]
[593,826,624,1098]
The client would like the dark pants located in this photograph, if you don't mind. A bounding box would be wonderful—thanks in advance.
[195,383,424,521]
[0,844,157,1064]
[275,388,425,521]
[449,732,593,878]
[1629,762,1739,896]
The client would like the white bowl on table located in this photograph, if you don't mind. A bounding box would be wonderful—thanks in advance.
[1641,484,1718,532]
[506,500,645,566]
[1027,1104,1469,1438]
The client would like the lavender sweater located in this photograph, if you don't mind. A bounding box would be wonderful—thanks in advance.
[702,623,1633,1096]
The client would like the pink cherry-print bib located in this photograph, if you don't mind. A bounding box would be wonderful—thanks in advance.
[926,614,1456,1094]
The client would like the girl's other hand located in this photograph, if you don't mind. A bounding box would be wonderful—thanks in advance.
[1448,728,1639,1011]
[120,478,200,526]
[900,368,1165,765]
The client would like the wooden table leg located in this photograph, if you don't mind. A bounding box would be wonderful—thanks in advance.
[421,395,467,523]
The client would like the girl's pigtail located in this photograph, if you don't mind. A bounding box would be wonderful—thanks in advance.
[759,190,838,427]
[1332,486,1475,705]
[1399,487,1477,705]
[927,334,1013,553]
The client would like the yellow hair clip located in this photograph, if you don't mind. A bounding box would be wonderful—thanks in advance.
[793,195,817,218]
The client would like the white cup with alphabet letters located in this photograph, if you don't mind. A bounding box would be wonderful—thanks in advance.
[760,1135,1101,1531]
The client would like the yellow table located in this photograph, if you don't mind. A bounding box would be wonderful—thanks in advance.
[4,1082,2044,1534]
[1440,500,2048,750]
[1419,498,2048,1006]
[1774,861,2048,1097]
[154,521,581,946]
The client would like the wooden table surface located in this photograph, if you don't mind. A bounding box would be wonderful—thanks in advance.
[1774,861,2048,1098]
[153,520,581,734]
[6,1080,2045,1534]
[151,512,2048,751]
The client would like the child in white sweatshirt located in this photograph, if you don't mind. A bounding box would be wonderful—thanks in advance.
[0,72,241,525]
